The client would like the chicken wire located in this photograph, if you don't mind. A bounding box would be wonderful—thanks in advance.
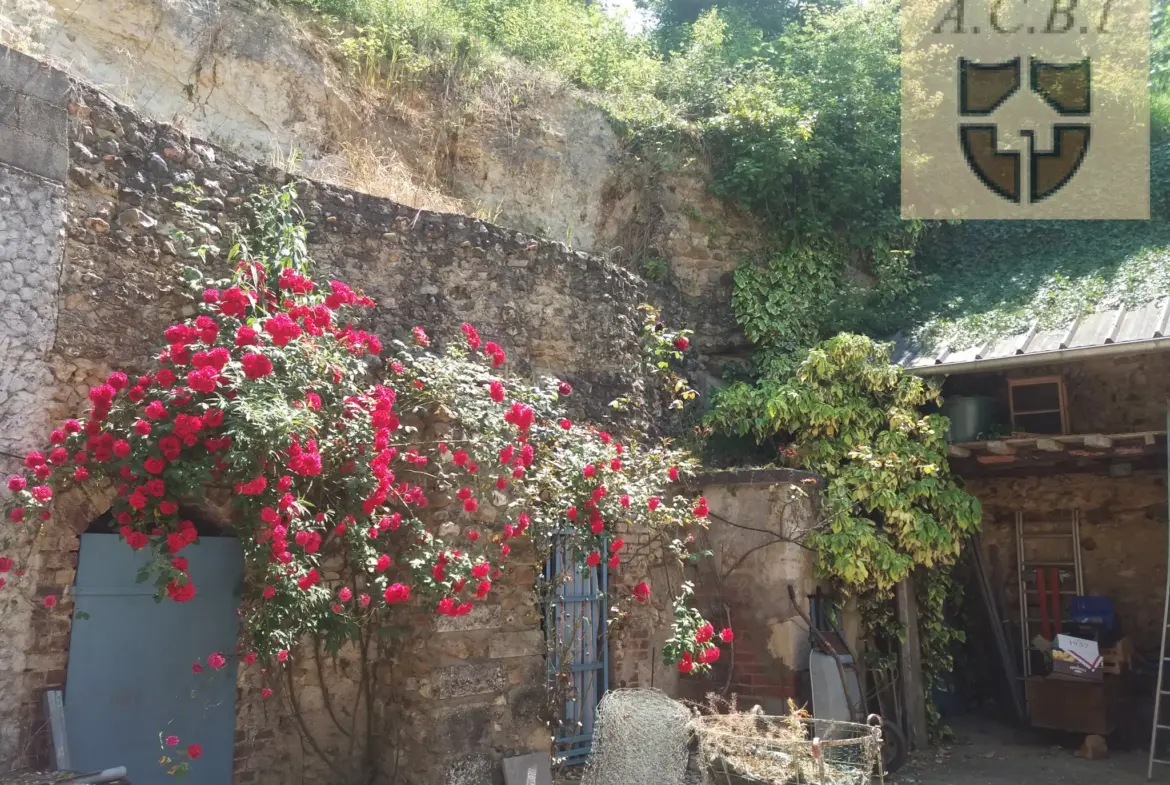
[581,689,693,785]
[691,707,883,785]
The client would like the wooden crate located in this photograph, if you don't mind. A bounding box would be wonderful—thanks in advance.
[1026,676,1121,735]
[1101,637,1133,675]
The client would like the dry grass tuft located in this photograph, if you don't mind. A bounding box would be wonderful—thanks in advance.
[0,0,56,56]
[307,138,464,214]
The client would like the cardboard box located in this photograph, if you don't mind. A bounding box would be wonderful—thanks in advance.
[1051,634,1103,681]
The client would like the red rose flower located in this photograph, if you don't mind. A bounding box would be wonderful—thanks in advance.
[187,744,202,760]
[720,628,735,643]
[384,583,411,604]
[461,323,481,350]
[241,353,273,380]
[673,337,689,351]
[235,326,258,347]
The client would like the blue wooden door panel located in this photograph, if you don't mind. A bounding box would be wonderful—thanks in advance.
[65,534,243,785]
[545,537,608,765]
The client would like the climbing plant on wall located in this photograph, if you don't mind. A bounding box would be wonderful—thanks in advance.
[0,185,730,778]
[708,333,982,734]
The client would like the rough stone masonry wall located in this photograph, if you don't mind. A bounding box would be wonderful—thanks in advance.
[0,42,686,781]
[948,352,1170,656]
[29,0,760,372]
[970,470,1168,655]
[946,351,1170,435]
[0,43,73,772]
[680,472,824,713]
[228,540,548,785]
[607,471,825,714]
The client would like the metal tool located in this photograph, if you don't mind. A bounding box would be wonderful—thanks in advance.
[1146,405,1170,779]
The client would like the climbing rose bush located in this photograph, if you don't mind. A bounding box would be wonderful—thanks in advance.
[0,187,729,691]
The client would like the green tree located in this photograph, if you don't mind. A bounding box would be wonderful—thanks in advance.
[708,334,982,733]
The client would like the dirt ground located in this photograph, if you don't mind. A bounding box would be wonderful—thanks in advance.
[891,717,1153,785]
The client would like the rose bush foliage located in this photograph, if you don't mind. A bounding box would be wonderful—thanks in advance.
[0,187,730,704]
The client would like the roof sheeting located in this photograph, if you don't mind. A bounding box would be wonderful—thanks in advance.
[892,298,1170,374]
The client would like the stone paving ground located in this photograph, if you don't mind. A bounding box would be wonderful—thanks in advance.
[555,715,1160,784]
[891,717,1152,785]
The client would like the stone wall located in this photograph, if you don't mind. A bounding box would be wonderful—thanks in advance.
[0,41,72,772]
[0,42,692,782]
[945,351,1170,435]
[18,0,760,368]
[49,67,686,431]
[228,541,548,785]
[970,470,1168,655]
[608,470,826,713]
[949,351,1170,658]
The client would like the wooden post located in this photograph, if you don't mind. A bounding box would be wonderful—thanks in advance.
[896,575,929,750]
[43,689,70,770]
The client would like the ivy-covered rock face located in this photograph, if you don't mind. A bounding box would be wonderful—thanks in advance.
[0,186,730,772]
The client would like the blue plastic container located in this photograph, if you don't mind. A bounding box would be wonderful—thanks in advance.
[1070,596,1115,629]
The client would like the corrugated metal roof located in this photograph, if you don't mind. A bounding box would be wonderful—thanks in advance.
[892,298,1170,374]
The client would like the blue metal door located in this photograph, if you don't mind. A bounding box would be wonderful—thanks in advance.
[65,534,243,785]
[545,539,609,765]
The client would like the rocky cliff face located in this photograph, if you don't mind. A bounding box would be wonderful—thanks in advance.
[18,0,761,371]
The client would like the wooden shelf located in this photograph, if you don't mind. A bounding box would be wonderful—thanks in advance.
[947,431,1165,474]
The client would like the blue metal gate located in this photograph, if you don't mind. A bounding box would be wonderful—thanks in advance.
[545,538,609,765]
[65,534,243,785]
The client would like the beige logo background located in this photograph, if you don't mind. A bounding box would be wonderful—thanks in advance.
[902,0,1149,219]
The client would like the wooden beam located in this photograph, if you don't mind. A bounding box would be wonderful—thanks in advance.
[978,454,1018,464]
[1146,433,1158,446]
[1083,434,1114,449]
[897,576,929,750]
[1036,439,1065,452]
[44,689,69,770]
[948,445,971,458]
[986,441,1015,455]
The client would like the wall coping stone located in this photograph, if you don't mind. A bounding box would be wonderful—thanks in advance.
[692,467,823,489]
